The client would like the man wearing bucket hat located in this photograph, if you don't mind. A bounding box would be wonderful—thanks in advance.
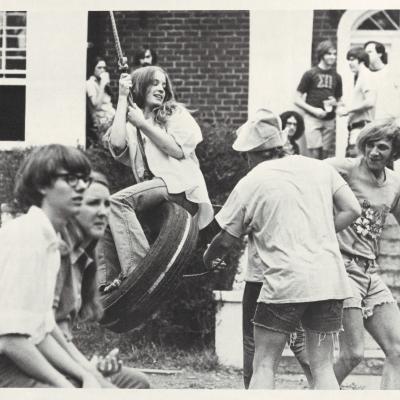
[204,108,360,389]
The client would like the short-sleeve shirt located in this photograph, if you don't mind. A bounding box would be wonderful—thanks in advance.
[326,157,400,260]
[105,105,213,229]
[297,66,343,120]
[0,207,61,344]
[368,65,400,119]
[216,155,352,304]
[348,67,375,125]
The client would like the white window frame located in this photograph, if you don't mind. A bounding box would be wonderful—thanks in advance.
[0,10,26,86]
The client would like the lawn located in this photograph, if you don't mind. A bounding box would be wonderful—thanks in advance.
[72,321,367,389]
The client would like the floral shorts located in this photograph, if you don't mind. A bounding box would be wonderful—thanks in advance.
[342,253,395,318]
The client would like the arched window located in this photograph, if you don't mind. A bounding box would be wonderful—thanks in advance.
[356,10,400,31]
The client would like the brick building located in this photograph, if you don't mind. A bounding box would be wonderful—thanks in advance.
[87,11,250,128]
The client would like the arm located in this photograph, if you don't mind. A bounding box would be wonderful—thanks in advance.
[87,73,110,109]
[51,326,115,387]
[294,91,327,119]
[203,230,241,270]
[109,73,131,150]
[0,334,73,387]
[127,104,184,159]
[346,90,376,114]
[37,331,102,388]
[333,184,361,232]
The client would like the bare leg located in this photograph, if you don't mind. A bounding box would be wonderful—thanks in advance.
[364,302,400,389]
[249,326,287,389]
[306,330,339,389]
[290,327,314,387]
[333,308,365,385]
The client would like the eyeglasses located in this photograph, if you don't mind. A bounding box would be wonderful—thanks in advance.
[54,173,93,188]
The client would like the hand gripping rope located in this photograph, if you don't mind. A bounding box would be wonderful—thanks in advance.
[107,12,226,280]
[109,11,152,180]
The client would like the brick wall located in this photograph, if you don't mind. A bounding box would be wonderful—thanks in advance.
[88,10,249,127]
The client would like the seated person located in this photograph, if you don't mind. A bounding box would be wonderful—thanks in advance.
[0,144,103,388]
[54,171,150,388]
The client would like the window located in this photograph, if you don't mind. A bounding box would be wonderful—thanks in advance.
[357,10,400,31]
[0,11,26,141]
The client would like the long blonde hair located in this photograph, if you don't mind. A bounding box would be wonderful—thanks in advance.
[130,66,180,125]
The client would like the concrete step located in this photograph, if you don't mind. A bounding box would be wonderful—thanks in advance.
[275,373,381,389]
[278,348,384,376]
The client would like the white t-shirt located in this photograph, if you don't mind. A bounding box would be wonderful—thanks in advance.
[368,65,400,119]
[216,155,352,304]
[0,207,61,344]
[348,66,375,125]
[107,106,213,229]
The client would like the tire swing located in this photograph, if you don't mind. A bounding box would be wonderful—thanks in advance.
[100,201,199,333]
[99,12,199,333]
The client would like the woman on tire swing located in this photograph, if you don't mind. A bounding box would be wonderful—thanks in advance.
[99,66,213,292]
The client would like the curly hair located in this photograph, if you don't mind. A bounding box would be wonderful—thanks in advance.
[357,118,400,160]
[279,110,305,142]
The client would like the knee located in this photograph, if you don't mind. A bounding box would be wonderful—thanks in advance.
[383,343,400,364]
[341,345,364,368]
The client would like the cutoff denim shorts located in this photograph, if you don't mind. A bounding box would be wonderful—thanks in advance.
[342,253,395,318]
[253,299,343,335]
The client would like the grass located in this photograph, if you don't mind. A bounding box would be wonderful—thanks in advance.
[73,321,221,372]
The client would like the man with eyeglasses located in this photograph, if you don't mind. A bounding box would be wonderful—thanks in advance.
[0,144,110,388]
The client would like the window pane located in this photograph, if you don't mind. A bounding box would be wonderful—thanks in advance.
[358,19,380,30]
[0,85,25,141]
[5,58,26,70]
[6,13,26,27]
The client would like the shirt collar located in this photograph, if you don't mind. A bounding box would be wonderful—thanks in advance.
[27,206,60,246]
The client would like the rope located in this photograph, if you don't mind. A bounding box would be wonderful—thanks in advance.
[109,11,128,72]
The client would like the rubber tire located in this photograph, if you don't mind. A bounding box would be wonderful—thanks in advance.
[100,201,199,333]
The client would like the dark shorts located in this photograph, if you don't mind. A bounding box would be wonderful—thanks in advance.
[253,299,343,335]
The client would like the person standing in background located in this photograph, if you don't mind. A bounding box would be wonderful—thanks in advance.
[337,47,376,157]
[295,40,343,159]
[364,41,400,120]
[86,57,116,142]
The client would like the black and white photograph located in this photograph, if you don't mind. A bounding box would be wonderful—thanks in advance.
[1,0,400,396]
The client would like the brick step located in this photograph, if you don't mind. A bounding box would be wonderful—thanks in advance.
[379,239,400,256]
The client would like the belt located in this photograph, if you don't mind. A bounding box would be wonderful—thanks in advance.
[341,251,378,272]
[348,120,369,131]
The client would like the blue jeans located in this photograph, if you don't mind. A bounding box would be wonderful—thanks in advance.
[98,178,197,286]
[242,282,309,389]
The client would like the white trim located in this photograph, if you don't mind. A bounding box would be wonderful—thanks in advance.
[0,78,25,85]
